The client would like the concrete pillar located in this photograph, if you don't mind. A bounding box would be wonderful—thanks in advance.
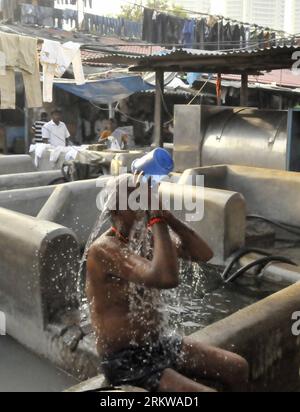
[154,70,164,147]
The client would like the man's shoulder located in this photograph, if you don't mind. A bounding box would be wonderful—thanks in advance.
[88,234,118,258]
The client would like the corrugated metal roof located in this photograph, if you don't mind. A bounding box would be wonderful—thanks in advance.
[81,45,300,74]
[216,69,300,88]
[137,45,300,60]
[127,45,300,74]
[81,45,164,66]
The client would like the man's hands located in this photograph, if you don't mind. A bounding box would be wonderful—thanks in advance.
[132,171,213,262]
[133,171,171,221]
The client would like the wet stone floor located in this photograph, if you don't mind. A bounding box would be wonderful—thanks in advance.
[0,335,78,392]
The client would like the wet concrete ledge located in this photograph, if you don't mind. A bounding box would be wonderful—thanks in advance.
[191,282,300,392]
[0,155,36,175]
[179,164,300,227]
[0,170,62,192]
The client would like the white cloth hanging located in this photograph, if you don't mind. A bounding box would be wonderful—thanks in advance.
[29,143,52,167]
[40,40,85,103]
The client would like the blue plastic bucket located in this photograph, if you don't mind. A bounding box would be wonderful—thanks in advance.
[131,148,174,180]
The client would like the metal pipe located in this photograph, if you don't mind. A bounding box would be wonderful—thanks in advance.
[239,252,300,286]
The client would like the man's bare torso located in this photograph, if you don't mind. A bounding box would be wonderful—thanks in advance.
[86,235,162,356]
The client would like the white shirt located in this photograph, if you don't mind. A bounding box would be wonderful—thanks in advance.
[42,120,70,147]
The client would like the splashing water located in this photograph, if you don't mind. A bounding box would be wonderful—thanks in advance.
[77,207,111,324]
[76,176,277,339]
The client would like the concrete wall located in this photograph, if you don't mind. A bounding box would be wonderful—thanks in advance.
[0,155,36,175]
[0,176,246,263]
[34,178,246,263]
[0,170,63,191]
[179,165,300,227]
[191,282,300,391]
[160,182,246,264]
[37,177,111,247]
[0,208,80,353]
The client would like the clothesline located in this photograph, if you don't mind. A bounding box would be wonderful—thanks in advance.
[141,7,290,51]
[122,0,290,35]
[20,3,142,39]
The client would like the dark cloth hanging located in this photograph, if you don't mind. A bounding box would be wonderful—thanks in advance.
[195,18,206,49]
[257,30,265,48]
[83,13,142,38]
[240,25,246,49]
[182,20,196,48]
[207,21,219,50]
[141,7,282,51]
[142,8,154,42]
[232,24,241,49]
[168,15,184,46]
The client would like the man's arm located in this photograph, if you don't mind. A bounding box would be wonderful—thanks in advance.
[165,211,213,263]
[87,222,179,289]
[64,125,71,147]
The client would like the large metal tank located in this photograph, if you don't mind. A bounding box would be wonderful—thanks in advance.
[174,105,300,172]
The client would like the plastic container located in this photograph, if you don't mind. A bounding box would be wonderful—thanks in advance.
[131,148,174,180]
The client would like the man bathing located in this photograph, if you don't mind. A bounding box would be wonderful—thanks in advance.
[86,175,249,392]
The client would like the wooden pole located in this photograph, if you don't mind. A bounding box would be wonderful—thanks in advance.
[24,103,33,154]
[216,73,222,106]
[240,73,249,106]
[154,70,164,147]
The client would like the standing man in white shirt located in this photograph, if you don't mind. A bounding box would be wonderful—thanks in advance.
[42,109,70,147]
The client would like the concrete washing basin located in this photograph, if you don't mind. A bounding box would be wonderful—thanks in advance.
[0,168,300,391]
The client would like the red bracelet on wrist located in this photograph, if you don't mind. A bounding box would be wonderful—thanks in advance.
[147,217,165,229]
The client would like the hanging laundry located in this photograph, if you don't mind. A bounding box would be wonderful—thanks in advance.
[182,20,196,48]
[164,14,184,46]
[40,40,85,103]
[142,8,156,43]
[0,32,42,109]
[142,8,280,50]
[82,13,142,38]
[62,9,78,29]
[207,20,220,50]
[54,8,64,29]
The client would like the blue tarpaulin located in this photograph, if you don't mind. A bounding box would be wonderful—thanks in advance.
[54,75,154,104]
